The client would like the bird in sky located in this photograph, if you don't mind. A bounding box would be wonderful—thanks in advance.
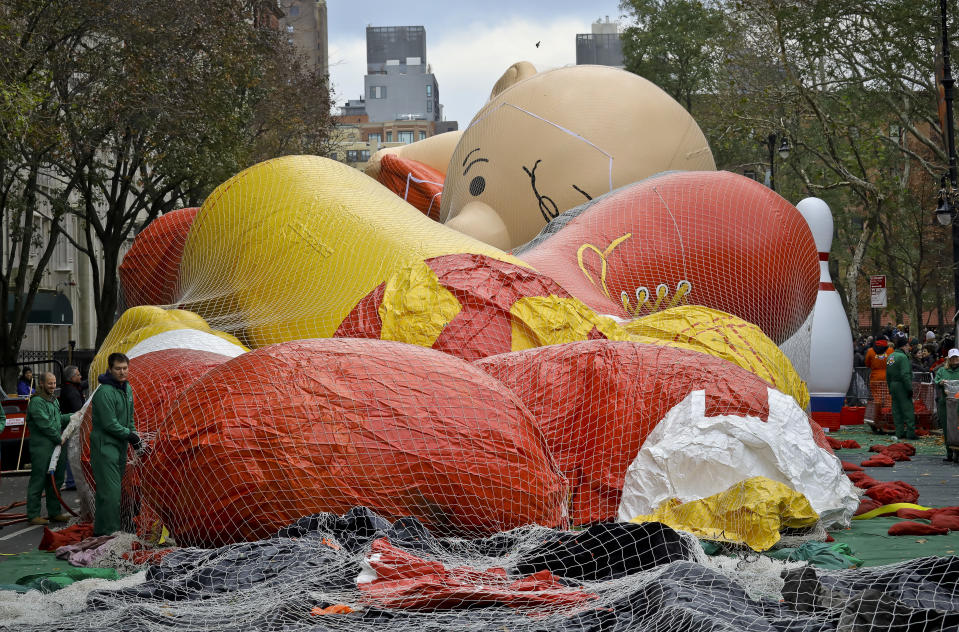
[535,41,541,48]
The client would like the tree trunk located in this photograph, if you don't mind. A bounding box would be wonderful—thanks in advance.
[94,246,121,348]
[844,217,874,338]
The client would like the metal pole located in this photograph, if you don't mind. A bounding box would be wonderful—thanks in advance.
[767,133,777,192]
[941,0,959,341]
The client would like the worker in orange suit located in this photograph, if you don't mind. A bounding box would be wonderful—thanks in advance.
[865,337,894,412]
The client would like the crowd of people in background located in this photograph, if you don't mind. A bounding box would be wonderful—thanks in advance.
[854,324,954,373]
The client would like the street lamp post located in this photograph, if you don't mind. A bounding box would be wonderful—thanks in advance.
[934,0,959,340]
[764,133,791,192]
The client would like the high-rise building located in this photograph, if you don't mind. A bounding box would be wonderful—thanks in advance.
[362,26,443,124]
[333,24,457,169]
[575,17,624,68]
[279,0,329,76]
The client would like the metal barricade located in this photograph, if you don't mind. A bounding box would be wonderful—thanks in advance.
[863,371,934,434]
[845,367,872,406]
[913,372,935,431]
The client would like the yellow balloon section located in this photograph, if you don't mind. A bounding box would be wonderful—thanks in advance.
[89,306,248,380]
[176,155,527,347]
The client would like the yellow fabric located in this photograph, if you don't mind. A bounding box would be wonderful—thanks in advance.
[616,306,810,409]
[89,306,248,381]
[177,155,526,347]
[379,260,461,348]
[510,296,616,350]
[852,502,930,521]
[629,476,819,551]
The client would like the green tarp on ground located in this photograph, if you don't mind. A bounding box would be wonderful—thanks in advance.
[828,424,946,456]
[0,550,117,593]
[829,516,959,567]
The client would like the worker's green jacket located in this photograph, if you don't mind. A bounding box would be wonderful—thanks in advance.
[90,379,134,445]
[935,364,959,391]
[26,395,70,447]
[885,349,913,386]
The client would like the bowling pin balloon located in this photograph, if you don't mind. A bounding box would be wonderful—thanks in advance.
[795,197,853,429]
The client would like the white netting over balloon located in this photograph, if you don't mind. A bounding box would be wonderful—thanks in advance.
[15,64,955,632]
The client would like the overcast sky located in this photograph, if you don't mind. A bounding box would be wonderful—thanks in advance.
[327,1,626,124]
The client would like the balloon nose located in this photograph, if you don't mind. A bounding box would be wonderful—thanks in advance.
[444,200,512,250]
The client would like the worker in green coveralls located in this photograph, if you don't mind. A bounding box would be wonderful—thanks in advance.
[886,337,918,440]
[91,352,139,536]
[25,372,73,525]
[935,348,959,461]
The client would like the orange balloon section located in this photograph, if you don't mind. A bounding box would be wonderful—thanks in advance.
[377,153,445,221]
[476,340,789,525]
[516,171,819,343]
[140,338,569,546]
[118,207,199,307]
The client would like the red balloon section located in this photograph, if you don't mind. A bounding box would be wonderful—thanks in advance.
[140,338,568,546]
[377,153,445,221]
[118,207,198,307]
[516,171,819,343]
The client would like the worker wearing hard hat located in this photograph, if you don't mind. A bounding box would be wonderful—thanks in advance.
[935,348,959,462]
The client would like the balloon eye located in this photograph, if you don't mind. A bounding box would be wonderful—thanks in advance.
[469,175,486,196]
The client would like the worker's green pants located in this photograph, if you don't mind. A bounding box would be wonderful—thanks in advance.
[26,438,65,519]
[938,394,948,434]
[889,381,916,438]
[91,434,128,536]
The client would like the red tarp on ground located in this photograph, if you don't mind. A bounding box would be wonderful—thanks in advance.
[931,513,959,531]
[358,538,596,611]
[515,171,819,343]
[376,154,445,221]
[888,521,949,536]
[860,454,896,467]
[846,471,880,489]
[118,207,198,306]
[474,339,808,525]
[141,339,568,546]
[865,481,919,505]
[855,498,882,516]
[38,522,94,551]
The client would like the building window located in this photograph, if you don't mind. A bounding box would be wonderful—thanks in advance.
[369,85,386,99]
[286,25,294,33]
[419,131,426,140]
[368,133,381,144]
[330,152,338,161]
[426,85,432,97]
[288,5,299,17]
[386,131,393,142]
[427,100,432,113]
[346,150,371,162]
[398,131,414,144]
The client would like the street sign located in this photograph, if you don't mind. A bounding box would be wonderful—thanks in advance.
[870,275,887,308]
